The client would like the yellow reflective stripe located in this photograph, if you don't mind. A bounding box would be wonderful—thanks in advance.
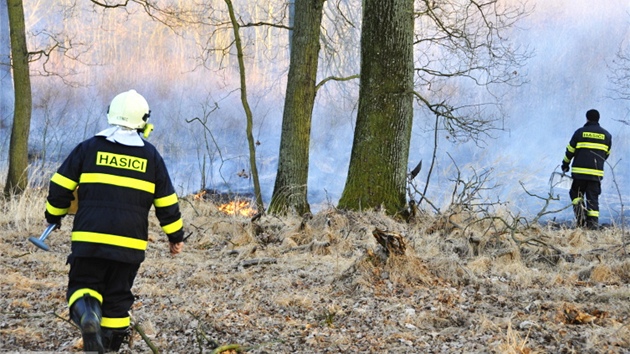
[46,201,68,216]
[587,210,599,217]
[68,288,103,307]
[154,193,178,208]
[563,156,570,163]
[566,145,576,153]
[576,142,609,152]
[51,173,78,191]
[101,316,130,329]
[80,173,155,194]
[572,197,582,205]
[162,218,183,234]
[72,231,148,250]
[571,167,604,177]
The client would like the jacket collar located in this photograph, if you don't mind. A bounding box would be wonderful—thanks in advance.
[95,126,144,146]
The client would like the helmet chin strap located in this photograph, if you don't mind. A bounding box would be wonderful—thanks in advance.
[141,123,154,139]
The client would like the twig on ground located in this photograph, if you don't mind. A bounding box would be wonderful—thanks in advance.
[133,320,159,354]
[287,240,330,253]
[11,252,31,258]
[179,197,201,217]
[236,258,277,268]
[54,311,78,329]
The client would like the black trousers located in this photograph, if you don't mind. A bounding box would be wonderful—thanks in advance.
[67,256,139,329]
[569,179,601,227]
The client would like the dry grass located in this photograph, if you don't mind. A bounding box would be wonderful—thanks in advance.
[1,189,629,353]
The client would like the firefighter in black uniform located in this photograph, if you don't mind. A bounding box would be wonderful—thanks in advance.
[44,90,185,353]
[561,109,612,229]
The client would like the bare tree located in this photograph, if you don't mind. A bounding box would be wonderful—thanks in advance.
[413,0,530,144]
[339,0,529,215]
[608,44,630,121]
[410,0,530,213]
[223,0,264,211]
[268,0,325,215]
[4,0,32,197]
[338,0,415,215]
[3,0,105,197]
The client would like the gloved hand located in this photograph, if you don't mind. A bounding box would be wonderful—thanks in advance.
[44,211,62,228]
[561,164,570,173]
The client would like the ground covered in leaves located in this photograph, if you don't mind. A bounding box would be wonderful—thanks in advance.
[1,194,630,353]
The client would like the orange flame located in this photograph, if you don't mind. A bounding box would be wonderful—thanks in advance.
[193,190,206,200]
[218,200,257,217]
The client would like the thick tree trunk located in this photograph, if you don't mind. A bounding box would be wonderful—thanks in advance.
[268,0,324,215]
[338,0,414,216]
[4,0,31,198]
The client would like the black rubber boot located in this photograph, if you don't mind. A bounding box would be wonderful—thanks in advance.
[71,294,104,354]
[102,327,130,352]
[586,217,599,230]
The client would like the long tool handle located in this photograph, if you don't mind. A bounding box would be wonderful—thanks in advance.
[39,223,58,242]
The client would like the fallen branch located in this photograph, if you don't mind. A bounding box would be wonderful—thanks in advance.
[576,241,630,258]
[133,320,159,354]
[54,311,78,329]
[288,240,330,253]
[236,258,277,269]
[187,311,220,352]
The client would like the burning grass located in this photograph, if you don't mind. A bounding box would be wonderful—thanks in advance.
[0,189,629,353]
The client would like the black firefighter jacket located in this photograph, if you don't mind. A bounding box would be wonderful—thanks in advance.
[46,136,184,264]
[563,121,612,182]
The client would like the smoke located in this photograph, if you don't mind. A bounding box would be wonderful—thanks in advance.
[0,0,12,163]
[416,0,630,223]
[3,0,630,223]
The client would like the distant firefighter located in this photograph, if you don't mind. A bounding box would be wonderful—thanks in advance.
[561,109,612,230]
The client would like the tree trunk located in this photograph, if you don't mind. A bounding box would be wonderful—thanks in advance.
[268,0,324,215]
[225,0,264,211]
[4,0,31,198]
[337,0,414,216]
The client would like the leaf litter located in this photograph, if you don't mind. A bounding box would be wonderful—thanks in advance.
[1,195,629,353]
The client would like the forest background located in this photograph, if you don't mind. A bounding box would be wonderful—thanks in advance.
[2,1,630,353]
[2,0,630,220]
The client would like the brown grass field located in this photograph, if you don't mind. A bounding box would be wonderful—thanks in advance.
[1,188,629,353]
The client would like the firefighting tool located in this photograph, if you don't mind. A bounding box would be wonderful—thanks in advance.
[549,171,572,194]
[28,223,58,251]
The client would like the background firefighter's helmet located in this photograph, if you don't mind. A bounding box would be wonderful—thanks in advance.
[107,90,150,129]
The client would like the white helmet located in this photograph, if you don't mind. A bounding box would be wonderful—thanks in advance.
[107,90,150,129]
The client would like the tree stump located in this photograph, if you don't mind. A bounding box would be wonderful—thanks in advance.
[372,228,406,256]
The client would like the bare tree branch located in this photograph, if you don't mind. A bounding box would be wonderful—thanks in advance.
[412,0,532,144]
[88,0,129,9]
[315,74,359,92]
[241,21,291,30]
